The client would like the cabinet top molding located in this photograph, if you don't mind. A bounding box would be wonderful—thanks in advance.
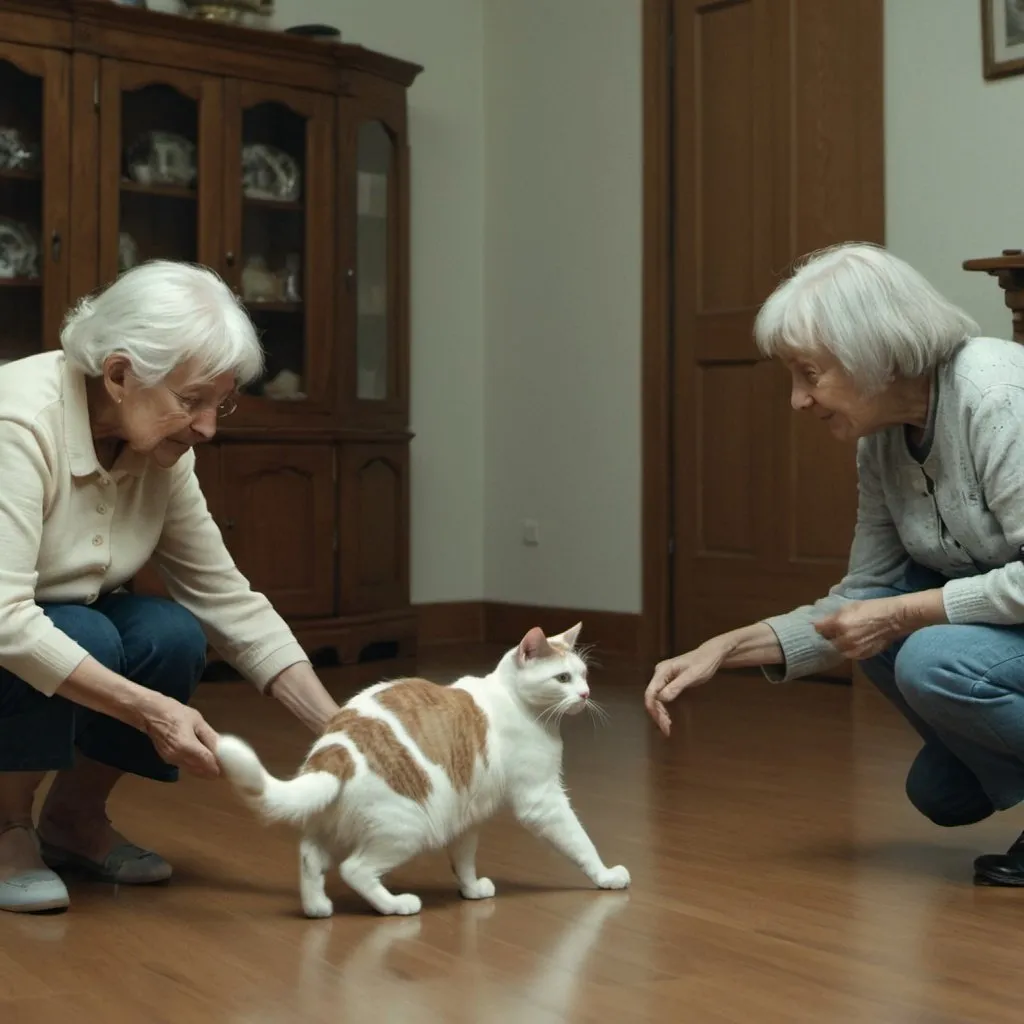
[0,0,424,88]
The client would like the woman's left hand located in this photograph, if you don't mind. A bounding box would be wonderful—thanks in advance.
[813,597,910,660]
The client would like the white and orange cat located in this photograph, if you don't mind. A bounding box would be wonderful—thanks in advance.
[216,622,630,917]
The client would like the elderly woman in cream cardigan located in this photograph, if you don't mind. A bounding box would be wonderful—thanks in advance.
[0,261,339,913]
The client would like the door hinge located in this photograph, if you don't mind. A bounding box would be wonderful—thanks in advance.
[93,77,99,111]
[668,537,675,556]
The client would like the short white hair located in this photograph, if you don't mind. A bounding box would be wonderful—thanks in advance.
[60,260,264,387]
[754,242,980,394]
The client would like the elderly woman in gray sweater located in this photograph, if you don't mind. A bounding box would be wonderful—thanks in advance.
[645,241,1024,885]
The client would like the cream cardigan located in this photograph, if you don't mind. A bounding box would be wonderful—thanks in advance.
[0,350,308,695]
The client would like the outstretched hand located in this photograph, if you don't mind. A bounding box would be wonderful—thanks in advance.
[644,643,724,737]
[142,694,221,779]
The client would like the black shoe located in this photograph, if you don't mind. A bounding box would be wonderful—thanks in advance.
[974,831,1024,886]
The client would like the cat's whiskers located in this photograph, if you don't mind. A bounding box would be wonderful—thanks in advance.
[585,700,610,727]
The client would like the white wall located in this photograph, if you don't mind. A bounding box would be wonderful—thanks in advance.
[482,0,643,613]
[885,0,1024,338]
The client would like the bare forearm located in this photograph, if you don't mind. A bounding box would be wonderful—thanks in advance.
[266,661,339,733]
[709,623,783,669]
[896,588,947,631]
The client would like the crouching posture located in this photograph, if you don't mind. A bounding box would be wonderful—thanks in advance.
[218,623,630,917]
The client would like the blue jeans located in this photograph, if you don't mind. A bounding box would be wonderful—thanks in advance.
[0,593,207,782]
[856,563,1024,826]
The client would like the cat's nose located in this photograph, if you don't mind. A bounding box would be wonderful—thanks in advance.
[579,688,590,701]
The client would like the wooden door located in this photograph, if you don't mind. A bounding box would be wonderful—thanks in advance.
[338,442,409,614]
[670,0,883,669]
[337,81,410,430]
[0,43,69,356]
[97,61,223,286]
[220,443,336,618]
[221,81,335,420]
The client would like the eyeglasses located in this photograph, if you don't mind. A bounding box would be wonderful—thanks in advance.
[167,388,238,419]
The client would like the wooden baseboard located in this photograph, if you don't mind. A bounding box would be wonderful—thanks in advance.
[415,600,640,657]
[415,601,486,646]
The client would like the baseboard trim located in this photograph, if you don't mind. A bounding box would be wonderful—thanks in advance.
[415,601,486,646]
[415,601,640,657]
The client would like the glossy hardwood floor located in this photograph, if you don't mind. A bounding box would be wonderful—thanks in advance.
[4,646,1024,1023]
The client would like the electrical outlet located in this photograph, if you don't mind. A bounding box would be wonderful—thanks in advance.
[522,519,540,546]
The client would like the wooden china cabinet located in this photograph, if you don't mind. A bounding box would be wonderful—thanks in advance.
[0,0,422,675]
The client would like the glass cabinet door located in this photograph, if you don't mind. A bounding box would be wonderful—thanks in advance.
[97,62,222,287]
[0,44,69,361]
[341,99,409,426]
[223,81,334,418]
[355,122,394,403]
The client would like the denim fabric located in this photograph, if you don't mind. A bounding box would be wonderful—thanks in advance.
[0,593,207,781]
[854,562,1024,824]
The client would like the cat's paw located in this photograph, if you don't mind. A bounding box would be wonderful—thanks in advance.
[387,893,423,916]
[302,895,334,919]
[594,865,631,890]
[460,877,495,900]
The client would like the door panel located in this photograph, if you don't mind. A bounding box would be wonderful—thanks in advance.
[97,61,222,285]
[222,81,335,420]
[337,83,410,429]
[671,0,883,678]
[338,442,409,614]
[0,43,69,356]
[221,444,336,618]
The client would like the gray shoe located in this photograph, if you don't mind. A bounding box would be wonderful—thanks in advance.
[0,868,70,913]
[40,839,172,885]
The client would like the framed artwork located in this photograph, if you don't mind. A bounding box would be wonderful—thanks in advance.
[982,0,1024,79]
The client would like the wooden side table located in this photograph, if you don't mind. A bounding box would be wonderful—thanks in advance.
[963,250,1024,342]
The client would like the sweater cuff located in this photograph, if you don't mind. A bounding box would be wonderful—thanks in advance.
[942,576,1000,624]
[1,636,90,696]
[237,641,311,693]
[759,612,841,683]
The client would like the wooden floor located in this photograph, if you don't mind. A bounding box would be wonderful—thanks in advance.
[4,646,1024,1023]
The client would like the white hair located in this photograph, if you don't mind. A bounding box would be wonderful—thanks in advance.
[60,260,264,387]
[753,242,980,394]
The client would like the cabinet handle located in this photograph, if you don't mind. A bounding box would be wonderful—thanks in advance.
[222,518,235,530]
[51,231,62,263]
[346,267,355,292]
[225,251,236,267]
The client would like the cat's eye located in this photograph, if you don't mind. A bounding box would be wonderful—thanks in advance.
[555,672,572,683]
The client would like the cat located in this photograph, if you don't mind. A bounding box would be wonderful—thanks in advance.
[216,622,631,918]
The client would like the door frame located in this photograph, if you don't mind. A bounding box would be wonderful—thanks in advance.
[640,0,673,664]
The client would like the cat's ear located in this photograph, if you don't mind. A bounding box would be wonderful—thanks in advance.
[517,626,554,665]
[556,622,582,649]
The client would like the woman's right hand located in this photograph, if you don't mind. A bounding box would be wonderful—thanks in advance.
[644,641,727,737]
[140,694,221,779]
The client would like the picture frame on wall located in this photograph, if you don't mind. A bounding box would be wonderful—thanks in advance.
[982,0,1024,79]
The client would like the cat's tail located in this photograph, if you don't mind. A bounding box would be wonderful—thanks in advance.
[216,734,342,826]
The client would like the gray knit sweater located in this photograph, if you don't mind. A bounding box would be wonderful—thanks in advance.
[763,336,1024,682]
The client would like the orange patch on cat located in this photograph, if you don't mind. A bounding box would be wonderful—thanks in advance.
[324,708,432,804]
[301,743,355,782]
[376,678,488,792]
